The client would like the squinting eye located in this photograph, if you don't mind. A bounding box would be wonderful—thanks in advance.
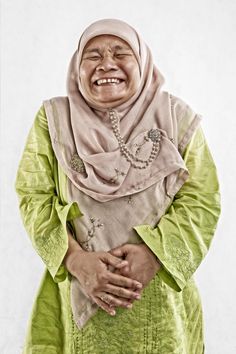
[84,56,101,61]
[115,53,133,59]
[115,54,129,58]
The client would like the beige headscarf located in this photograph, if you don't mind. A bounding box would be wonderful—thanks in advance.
[44,19,192,202]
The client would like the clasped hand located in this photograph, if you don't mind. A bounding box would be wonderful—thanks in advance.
[69,243,160,316]
[110,243,161,288]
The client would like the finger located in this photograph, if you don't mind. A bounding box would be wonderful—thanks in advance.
[109,248,124,258]
[104,283,141,301]
[97,293,133,309]
[133,286,142,294]
[101,253,128,269]
[93,296,116,316]
[118,265,130,275]
[108,272,143,290]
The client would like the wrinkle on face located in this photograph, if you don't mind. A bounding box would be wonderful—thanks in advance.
[79,35,141,108]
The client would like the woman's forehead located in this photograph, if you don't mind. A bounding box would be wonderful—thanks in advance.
[83,35,132,52]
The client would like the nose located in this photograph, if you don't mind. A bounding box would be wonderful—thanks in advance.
[96,56,118,72]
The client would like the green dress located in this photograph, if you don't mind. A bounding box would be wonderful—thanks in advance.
[15,107,221,354]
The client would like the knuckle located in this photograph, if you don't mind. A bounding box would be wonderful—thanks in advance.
[98,273,107,283]
[90,283,99,293]
[96,298,106,310]
[117,288,123,296]
[124,280,131,288]
[112,299,121,306]
[130,282,136,289]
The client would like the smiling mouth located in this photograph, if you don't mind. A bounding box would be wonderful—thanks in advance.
[95,78,124,86]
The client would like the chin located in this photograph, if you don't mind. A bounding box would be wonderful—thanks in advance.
[94,95,126,107]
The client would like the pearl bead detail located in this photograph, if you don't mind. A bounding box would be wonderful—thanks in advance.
[109,109,162,170]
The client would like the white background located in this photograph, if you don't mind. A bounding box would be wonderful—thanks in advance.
[1,0,235,353]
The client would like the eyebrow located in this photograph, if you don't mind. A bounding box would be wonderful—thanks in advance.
[112,45,132,51]
[83,48,100,54]
[83,45,132,54]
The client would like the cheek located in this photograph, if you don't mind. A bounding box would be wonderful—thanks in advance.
[133,70,141,89]
[79,64,92,86]
[128,65,141,90]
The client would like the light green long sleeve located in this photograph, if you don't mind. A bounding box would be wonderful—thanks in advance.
[15,106,82,282]
[15,106,220,291]
[134,127,221,291]
[16,106,219,353]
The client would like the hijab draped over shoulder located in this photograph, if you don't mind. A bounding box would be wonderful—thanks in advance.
[44,19,201,202]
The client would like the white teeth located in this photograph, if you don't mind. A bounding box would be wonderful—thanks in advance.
[96,78,121,85]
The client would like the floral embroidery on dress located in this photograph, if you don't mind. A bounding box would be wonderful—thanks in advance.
[35,224,65,268]
[80,217,104,250]
[167,238,195,280]
[127,195,134,205]
[171,247,195,278]
[70,154,86,173]
[110,168,126,183]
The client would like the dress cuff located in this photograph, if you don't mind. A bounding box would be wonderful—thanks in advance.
[49,201,82,282]
[134,225,185,292]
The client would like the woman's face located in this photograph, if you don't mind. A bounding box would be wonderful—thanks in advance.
[79,35,141,108]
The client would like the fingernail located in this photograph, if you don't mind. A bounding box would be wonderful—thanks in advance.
[135,294,141,300]
[126,304,132,309]
[136,283,142,289]
[110,310,116,316]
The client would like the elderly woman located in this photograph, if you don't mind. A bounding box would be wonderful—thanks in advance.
[15,19,220,354]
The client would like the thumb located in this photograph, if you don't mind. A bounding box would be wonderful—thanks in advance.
[101,253,128,269]
[109,248,123,258]
[109,245,127,258]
